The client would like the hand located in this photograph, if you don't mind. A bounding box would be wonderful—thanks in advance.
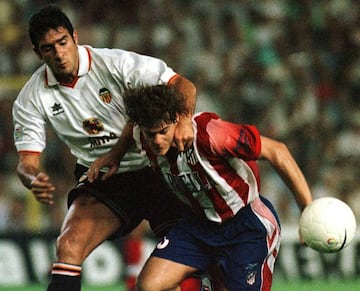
[87,152,120,182]
[174,117,194,152]
[30,172,56,205]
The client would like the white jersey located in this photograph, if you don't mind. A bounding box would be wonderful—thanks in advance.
[13,45,178,173]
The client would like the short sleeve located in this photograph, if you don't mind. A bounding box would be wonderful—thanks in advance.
[194,112,261,160]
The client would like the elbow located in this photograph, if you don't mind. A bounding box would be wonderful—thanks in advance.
[172,75,197,99]
[272,141,292,166]
[187,80,197,98]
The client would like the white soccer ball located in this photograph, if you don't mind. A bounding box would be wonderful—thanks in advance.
[299,197,357,253]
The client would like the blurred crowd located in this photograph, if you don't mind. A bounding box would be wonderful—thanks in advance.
[0,0,359,233]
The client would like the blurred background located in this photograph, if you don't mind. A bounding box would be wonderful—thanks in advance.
[0,0,359,289]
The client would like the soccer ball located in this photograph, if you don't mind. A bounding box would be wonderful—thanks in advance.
[299,197,357,253]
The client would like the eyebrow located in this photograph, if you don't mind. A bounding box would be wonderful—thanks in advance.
[39,35,68,50]
[143,124,169,134]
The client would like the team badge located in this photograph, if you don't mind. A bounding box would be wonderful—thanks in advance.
[99,88,112,103]
[246,271,257,285]
[82,118,104,134]
[201,276,213,291]
[245,263,258,286]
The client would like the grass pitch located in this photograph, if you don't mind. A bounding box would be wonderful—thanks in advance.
[1,279,360,290]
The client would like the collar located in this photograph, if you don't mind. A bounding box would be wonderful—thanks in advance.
[45,45,91,87]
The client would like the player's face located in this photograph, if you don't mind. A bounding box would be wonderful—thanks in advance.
[141,120,177,156]
[35,27,79,84]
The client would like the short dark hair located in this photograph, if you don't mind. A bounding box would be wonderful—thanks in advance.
[124,85,190,128]
[29,5,74,49]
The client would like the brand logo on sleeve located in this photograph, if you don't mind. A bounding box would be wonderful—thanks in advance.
[14,126,23,141]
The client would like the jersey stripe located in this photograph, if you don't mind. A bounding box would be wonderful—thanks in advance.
[250,198,280,291]
[151,113,261,223]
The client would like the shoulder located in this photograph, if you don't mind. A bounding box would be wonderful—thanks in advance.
[87,46,158,63]
[15,65,46,104]
[193,112,220,128]
[87,46,127,57]
[86,46,167,77]
[193,112,261,158]
[193,112,220,155]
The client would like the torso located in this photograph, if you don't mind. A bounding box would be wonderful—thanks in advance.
[13,45,177,172]
[148,112,262,223]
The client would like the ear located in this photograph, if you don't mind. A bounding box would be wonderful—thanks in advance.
[73,30,79,45]
[33,46,42,60]
[175,113,180,124]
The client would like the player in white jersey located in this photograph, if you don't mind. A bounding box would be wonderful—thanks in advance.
[12,6,212,291]
[116,84,314,290]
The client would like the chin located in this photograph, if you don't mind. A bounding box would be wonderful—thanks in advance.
[153,148,168,156]
[156,150,167,156]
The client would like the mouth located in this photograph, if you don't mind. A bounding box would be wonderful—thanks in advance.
[153,147,162,153]
[152,146,164,155]
[57,60,68,69]
[59,63,67,69]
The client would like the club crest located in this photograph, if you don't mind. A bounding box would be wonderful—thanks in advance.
[99,88,112,103]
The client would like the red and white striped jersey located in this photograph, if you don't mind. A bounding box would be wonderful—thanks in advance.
[13,45,177,173]
[147,112,262,223]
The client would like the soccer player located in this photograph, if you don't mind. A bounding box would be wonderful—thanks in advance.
[119,84,314,290]
[12,5,209,291]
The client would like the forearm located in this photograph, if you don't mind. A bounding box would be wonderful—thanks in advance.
[110,122,135,159]
[17,162,39,189]
[275,154,313,211]
[261,137,313,211]
[168,75,196,151]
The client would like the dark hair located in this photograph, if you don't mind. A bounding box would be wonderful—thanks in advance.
[124,85,190,128]
[29,5,74,49]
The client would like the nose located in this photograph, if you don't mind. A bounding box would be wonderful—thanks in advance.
[54,44,64,59]
[153,134,162,146]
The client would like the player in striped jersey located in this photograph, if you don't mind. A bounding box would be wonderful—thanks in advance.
[120,84,313,290]
[12,5,211,291]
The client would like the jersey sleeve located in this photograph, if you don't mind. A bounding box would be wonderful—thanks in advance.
[194,112,261,160]
[13,85,46,153]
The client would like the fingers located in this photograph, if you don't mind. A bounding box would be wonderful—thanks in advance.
[33,192,55,205]
[101,165,118,181]
[88,157,120,182]
[87,163,100,183]
[31,173,56,205]
[87,156,111,182]
[174,136,193,152]
[174,118,194,152]
[174,139,185,152]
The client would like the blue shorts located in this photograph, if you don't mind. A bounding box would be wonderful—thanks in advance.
[151,196,281,290]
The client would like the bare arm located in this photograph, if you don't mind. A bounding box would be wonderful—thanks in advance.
[260,136,313,211]
[87,122,134,182]
[169,75,197,152]
[17,153,56,205]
